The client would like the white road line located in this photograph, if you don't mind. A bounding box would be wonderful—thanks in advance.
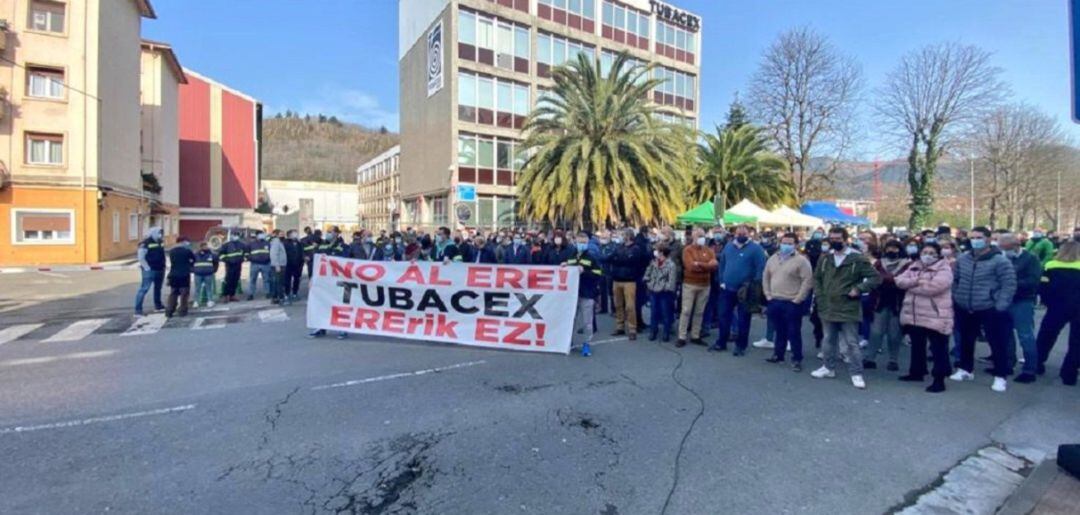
[122,313,167,336]
[191,316,228,330]
[1,350,117,367]
[42,318,111,343]
[311,360,487,391]
[591,337,628,345]
[0,324,44,346]
[257,308,289,323]
[0,404,195,435]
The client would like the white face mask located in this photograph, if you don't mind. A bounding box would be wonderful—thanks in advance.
[920,254,938,265]
[695,237,706,246]
[654,250,662,258]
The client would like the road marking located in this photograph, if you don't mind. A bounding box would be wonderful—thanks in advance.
[257,308,288,323]
[191,316,228,330]
[42,318,111,342]
[311,360,487,391]
[0,324,44,346]
[122,313,167,336]
[0,404,195,435]
[1,350,117,367]
[591,337,628,345]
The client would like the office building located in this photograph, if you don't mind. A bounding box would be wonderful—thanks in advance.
[356,144,401,231]
[398,0,701,229]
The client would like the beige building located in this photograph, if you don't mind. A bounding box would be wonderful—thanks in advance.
[262,179,360,233]
[356,144,400,231]
[140,39,185,240]
[0,0,165,265]
[398,0,701,230]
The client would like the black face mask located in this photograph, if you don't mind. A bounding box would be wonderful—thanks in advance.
[735,235,749,244]
[829,241,845,251]
[884,251,900,259]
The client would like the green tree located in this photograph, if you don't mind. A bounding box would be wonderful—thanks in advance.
[517,52,692,229]
[724,95,749,131]
[689,124,794,213]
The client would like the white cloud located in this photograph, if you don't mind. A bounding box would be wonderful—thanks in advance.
[269,85,399,131]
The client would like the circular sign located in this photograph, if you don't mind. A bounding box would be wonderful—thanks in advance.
[455,202,472,222]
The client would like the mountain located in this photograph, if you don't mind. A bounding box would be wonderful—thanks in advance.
[261,114,399,184]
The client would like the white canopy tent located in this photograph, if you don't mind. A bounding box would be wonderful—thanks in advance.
[769,206,825,228]
[726,199,788,226]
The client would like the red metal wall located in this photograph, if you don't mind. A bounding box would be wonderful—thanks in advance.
[220,90,256,209]
[179,75,211,208]
[179,219,221,242]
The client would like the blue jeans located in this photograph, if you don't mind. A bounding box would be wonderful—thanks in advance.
[134,268,164,313]
[194,274,216,304]
[768,299,805,362]
[649,291,675,338]
[714,288,751,350]
[702,283,721,330]
[1008,299,1036,375]
[249,263,271,296]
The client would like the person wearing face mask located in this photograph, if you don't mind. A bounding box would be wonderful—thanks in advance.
[269,230,288,305]
[433,226,462,263]
[309,227,349,340]
[300,227,318,279]
[608,228,645,340]
[709,225,767,356]
[1035,241,1080,386]
[644,243,678,343]
[804,228,826,349]
[192,241,219,308]
[904,239,920,260]
[283,230,304,303]
[466,235,497,264]
[864,240,912,372]
[245,232,273,301]
[998,233,1042,383]
[502,233,532,265]
[595,231,616,315]
[545,230,575,265]
[560,231,604,356]
[950,227,1017,392]
[134,227,167,315]
[810,227,881,389]
[895,242,955,392]
[677,228,718,347]
[218,231,247,303]
[762,233,813,371]
[1024,227,1055,266]
[165,236,196,318]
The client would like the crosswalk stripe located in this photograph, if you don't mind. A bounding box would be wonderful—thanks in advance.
[191,316,228,330]
[42,319,111,343]
[257,308,289,323]
[121,314,167,336]
[0,324,44,346]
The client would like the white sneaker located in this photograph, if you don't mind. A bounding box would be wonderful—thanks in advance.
[207,300,216,308]
[851,375,866,389]
[991,377,1007,392]
[192,302,200,308]
[949,370,975,382]
[811,366,836,379]
[752,339,774,349]
[858,339,869,348]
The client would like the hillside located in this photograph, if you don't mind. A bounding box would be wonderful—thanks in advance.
[261,114,399,184]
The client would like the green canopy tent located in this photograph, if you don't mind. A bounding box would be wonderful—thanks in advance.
[675,201,757,226]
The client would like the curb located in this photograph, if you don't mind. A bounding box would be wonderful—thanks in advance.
[0,262,139,274]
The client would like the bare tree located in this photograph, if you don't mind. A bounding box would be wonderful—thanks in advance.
[878,43,1006,228]
[748,27,863,203]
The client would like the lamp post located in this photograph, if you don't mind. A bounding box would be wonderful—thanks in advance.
[969,153,976,228]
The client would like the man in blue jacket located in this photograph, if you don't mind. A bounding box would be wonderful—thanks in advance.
[999,233,1042,383]
[709,225,767,355]
[502,234,532,265]
[565,231,604,356]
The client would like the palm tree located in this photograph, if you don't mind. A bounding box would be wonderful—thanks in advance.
[690,124,794,213]
[517,52,693,229]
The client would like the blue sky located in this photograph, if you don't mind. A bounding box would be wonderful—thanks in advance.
[143,0,1077,159]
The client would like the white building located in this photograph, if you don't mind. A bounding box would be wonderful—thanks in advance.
[262,180,359,232]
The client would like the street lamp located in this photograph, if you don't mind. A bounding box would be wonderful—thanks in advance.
[969,153,976,228]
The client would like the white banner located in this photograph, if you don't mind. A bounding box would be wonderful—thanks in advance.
[306,255,580,355]
[426,20,444,97]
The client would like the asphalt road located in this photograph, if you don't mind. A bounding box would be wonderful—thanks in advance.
[0,270,1077,514]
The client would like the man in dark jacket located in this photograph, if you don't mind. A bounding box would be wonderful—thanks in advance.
[192,241,218,308]
[999,233,1042,383]
[284,230,305,302]
[805,228,826,348]
[545,230,576,265]
[219,232,247,303]
[301,228,319,278]
[709,225,768,356]
[951,226,1017,392]
[609,228,644,339]
[596,232,616,314]
[165,237,196,318]
[565,231,603,356]
[434,226,461,262]
[463,235,498,264]
[134,227,167,315]
[245,232,272,301]
[502,234,531,265]
[634,227,652,332]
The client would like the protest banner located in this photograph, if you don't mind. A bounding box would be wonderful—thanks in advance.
[306,254,581,354]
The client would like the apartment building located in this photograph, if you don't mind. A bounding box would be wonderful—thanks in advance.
[398,0,701,230]
[0,0,160,265]
[140,39,186,242]
[356,144,401,231]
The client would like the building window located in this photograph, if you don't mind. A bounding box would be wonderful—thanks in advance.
[129,213,139,240]
[112,210,120,243]
[458,71,528,128]
[28,0,65,33]
[459,9,529,73]
[458,71,477,122]
[25,133,63,165]
[478,196,495,227]
[432,197,448,225]
[601,1,649,49]
[653,66,696,110]
[12,209,74,244]
[459,133,523,186]
[656,20,697,64]
[537,32,595,77]
[538,0,595,32]
[496,197,516,226]
[27,66,65,99]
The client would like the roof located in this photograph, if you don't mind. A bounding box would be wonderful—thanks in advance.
[181,68,259,105]
[134,0,157,18]
[141,40,187,84]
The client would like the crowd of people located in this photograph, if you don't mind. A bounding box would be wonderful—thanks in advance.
[132,222,1080,393]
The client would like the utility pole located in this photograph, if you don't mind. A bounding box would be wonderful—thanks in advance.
[969,154,976,228]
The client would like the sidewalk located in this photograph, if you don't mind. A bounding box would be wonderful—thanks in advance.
[0,257,140,274]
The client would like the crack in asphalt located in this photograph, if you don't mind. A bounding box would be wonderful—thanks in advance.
[261,386,301,449]
[655,342,706,515]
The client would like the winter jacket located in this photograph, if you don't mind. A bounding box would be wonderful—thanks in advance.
[608,243,644,282]
[565,250,603,299]
[1024,237,1055,265]
[896,257,954,335]
[763,253,813,303]
[813,250,881,323]
[220,240,247,265]
[269,238,287,268]
[167,245,196,278]
[246,239,271,264]
[952,249,1016,313]
[681,244,718,286]
[644,258,678,293]
[463,244,498,264]
[873,257,911,314]
[283,239,304,268]
[193,249,219,276]
[502,244,531,265]
[717,240,767,292]
[1006,250,1042,302]
[545,244,576,266]
[1041,259,1080,312]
